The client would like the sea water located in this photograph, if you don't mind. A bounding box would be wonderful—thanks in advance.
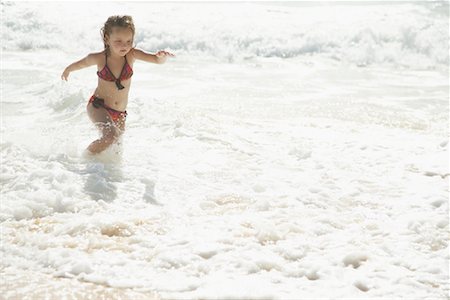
[1,1,449,299]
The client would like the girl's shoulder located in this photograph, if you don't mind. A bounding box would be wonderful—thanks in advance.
[129,48,158,64]
[91,50,106,58]
[128,48,139,62]
[86,51,106,65]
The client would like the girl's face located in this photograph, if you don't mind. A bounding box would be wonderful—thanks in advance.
[107,27,134,56]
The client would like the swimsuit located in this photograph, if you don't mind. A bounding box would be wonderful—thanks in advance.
[97,53,133,90]
[88,95,127,124]
[91,52,132,123]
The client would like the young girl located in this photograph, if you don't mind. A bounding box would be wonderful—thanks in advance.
[61,15,174,155]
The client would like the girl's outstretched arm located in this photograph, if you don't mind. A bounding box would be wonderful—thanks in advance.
[61,53,98,81]
[131,48,175,64]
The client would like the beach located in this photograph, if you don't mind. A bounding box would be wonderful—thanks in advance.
[1,1,449,299]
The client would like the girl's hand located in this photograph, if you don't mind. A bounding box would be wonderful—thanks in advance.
[155,50,175,58]
[61,68,70,81]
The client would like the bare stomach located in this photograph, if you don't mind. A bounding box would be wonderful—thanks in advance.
[93,80,131,111]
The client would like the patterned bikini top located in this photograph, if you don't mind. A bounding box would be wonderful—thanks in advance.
[97,53,133,90]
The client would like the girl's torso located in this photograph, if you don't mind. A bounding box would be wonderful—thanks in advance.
[93,50,135,111]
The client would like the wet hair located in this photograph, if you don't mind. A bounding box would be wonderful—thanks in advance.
[100,15,135,55]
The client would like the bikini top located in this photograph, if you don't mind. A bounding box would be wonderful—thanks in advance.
[97,53,133,90]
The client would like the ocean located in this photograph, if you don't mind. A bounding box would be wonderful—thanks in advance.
[1,1,449,299]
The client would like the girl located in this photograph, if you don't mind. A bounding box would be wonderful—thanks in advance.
[61,15,175,154]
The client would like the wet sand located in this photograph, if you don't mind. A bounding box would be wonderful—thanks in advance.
[1,266,159,300]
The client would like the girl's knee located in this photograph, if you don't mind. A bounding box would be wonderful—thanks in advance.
[103,133,117,144]
[103,129,122,143]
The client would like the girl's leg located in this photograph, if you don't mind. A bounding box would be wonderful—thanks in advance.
[86,103,122,154]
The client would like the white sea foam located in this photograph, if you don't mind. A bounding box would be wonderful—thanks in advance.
[1,1,449,299]
[2,2,448,69]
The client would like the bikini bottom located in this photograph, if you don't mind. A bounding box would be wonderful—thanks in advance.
[88,95,127,124]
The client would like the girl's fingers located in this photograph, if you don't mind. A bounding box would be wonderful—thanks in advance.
[157,50,175,57]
